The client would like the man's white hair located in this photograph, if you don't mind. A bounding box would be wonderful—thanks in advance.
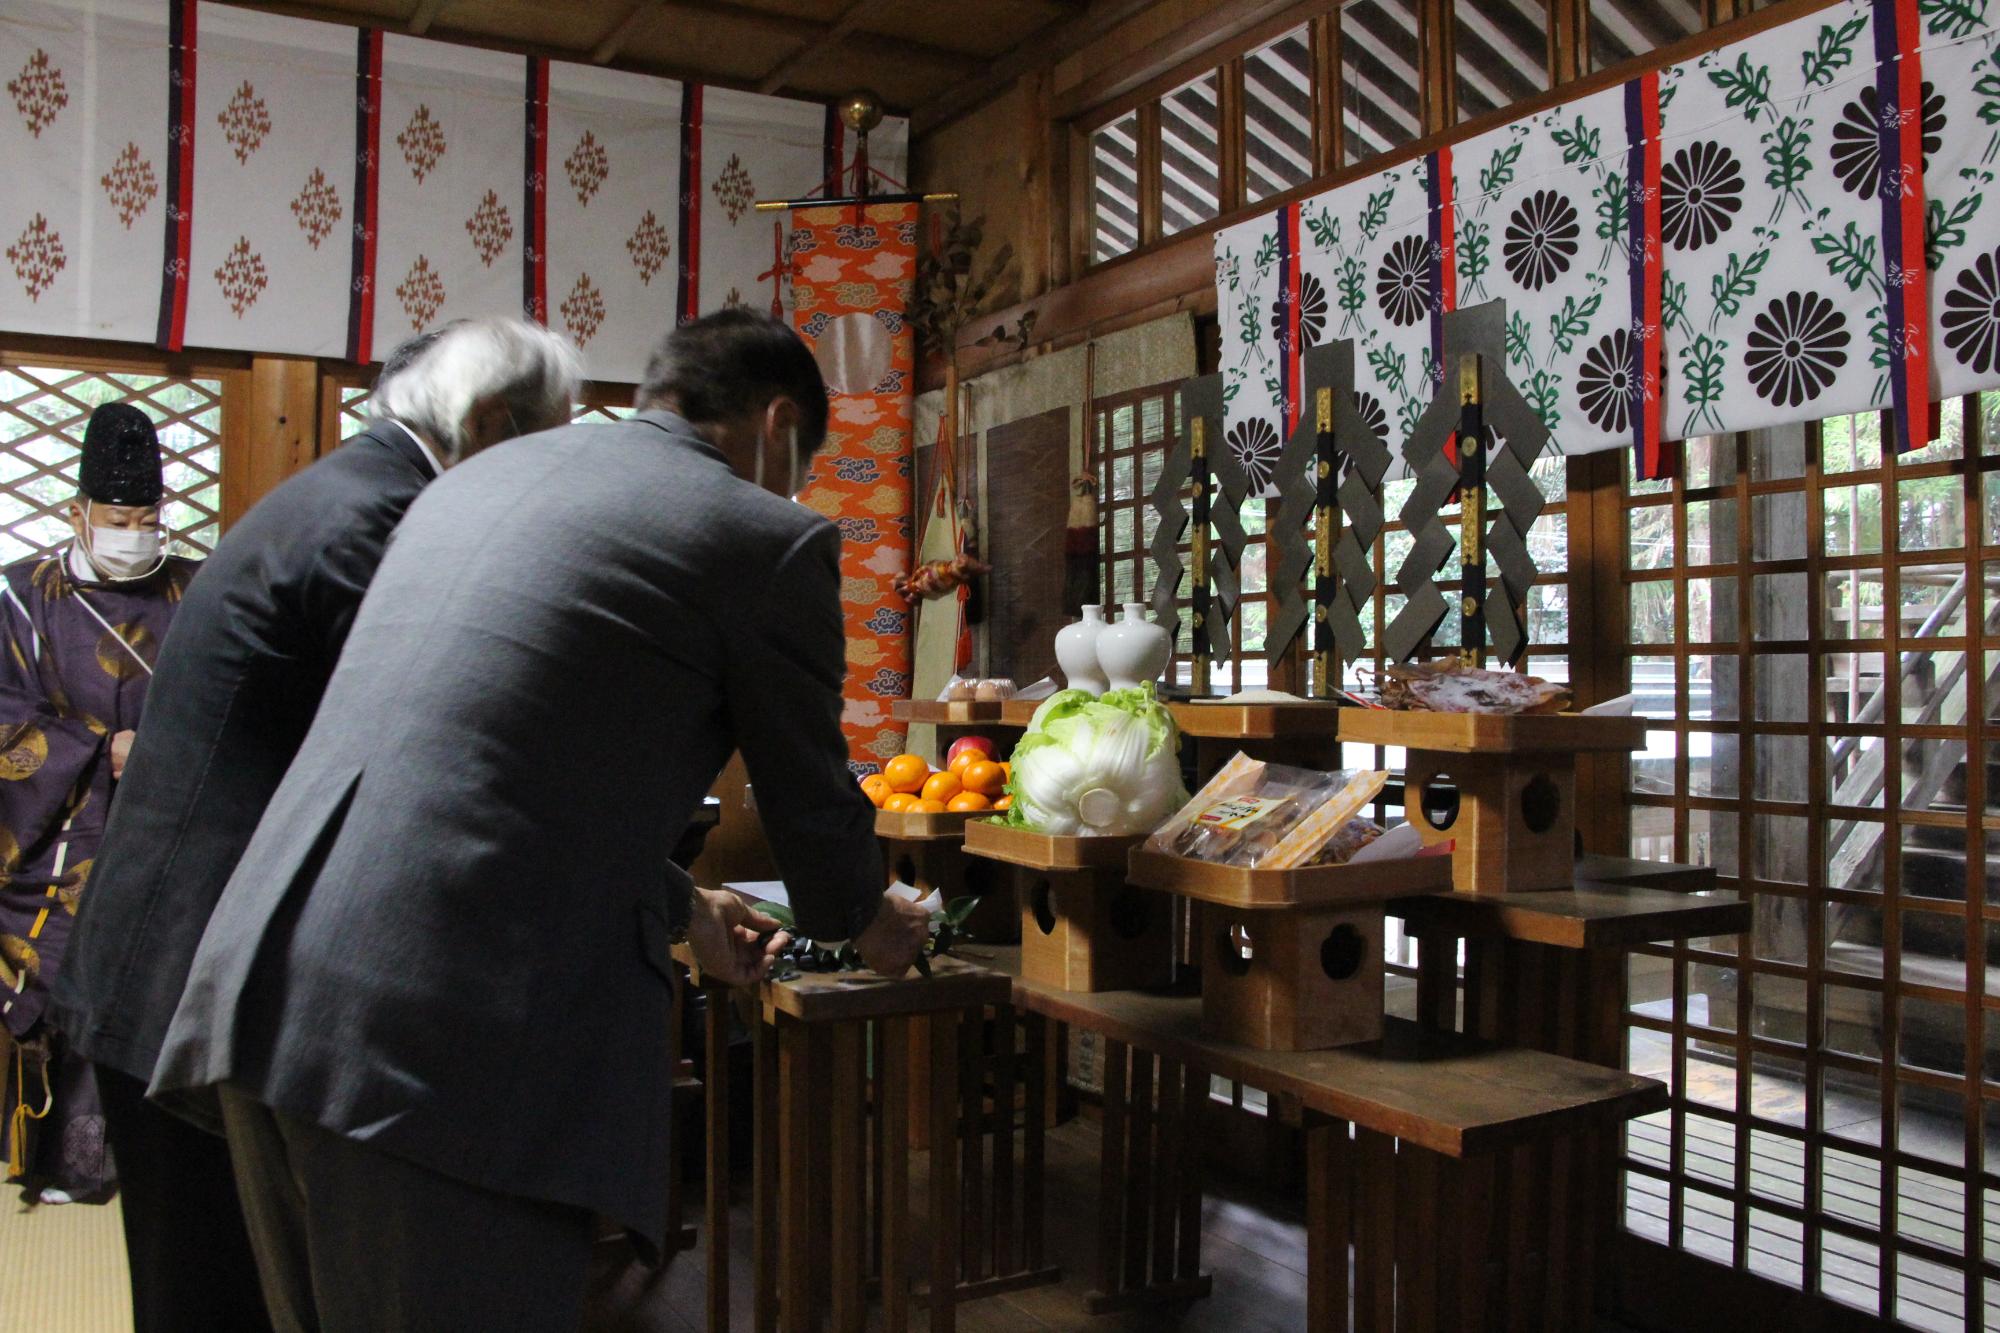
[373,317,584,462]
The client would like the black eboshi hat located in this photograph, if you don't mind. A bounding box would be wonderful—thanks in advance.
[78,404,164,507]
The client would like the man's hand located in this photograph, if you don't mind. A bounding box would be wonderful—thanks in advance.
[853,891,931,978]
[687,887,789,987]
[109,730,136,781]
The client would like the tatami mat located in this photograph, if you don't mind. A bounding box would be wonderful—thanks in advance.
[0,1195,132,1333]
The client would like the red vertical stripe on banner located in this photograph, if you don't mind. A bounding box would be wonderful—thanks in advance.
[1282,202,1302,438]
[1428,148,1457,466]
[1435,144,1457,317]
[155,0,196,351]
[676,85,702,324]
[346,28,382,365]
[1895,0,1932,449]
[1624,73,1670,479]
[523,57,550,324]
[1641,73,1665,478]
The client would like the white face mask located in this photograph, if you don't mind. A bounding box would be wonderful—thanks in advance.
[85,504,164,580]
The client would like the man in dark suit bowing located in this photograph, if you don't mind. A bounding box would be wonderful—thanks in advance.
[151,309,931,1332]
[49,316,582,1333]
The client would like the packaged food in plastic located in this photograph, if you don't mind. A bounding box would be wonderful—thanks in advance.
[1144,752,1388,870]
[1311,818,1386,866]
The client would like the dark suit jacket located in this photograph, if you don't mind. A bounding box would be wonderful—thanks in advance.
[152,412,883,1250]
[49,421,438,1082]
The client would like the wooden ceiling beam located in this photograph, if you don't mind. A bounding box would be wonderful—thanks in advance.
[1049,0,1312,123]
[406,0,448,36]
[591,0,666,64]
[757,0,891,96]
[911,0,1161,139]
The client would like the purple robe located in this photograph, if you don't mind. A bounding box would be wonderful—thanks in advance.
[0,547,195,1200]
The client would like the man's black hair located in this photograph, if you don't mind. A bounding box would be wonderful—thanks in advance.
[637,308,829,451]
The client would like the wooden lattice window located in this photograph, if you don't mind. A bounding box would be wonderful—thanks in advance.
[1093,383,1201,682]
[1617,401,1999,1331]
[0,364,223,561]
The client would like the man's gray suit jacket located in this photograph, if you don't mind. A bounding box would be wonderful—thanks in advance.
[152,411,884,1251]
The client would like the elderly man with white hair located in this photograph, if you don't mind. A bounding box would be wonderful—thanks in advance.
[48,314,581,1333]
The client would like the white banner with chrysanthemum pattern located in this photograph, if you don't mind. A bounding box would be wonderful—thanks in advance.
[1217,0,2000,480]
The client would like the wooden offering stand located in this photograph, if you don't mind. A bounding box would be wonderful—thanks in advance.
[1338,707,1648,894]
[686,945,1060,1333]
[962,820,1171,993]
[1168,697,1345,774]
[983,945,1668,1328]
[1128,847,1451,1049]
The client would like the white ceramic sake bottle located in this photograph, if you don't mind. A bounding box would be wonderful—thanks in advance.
[1055,604,1110,695]
[1097,602,1171,691]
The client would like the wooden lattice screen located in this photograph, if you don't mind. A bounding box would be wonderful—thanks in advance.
[0,364,224,561]
[1616,398,2000,1331]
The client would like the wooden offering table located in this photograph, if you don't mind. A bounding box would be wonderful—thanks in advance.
[1389,870,1750,1323]
[1128,846,1452,1049]
[1340,708,1648,894]
[983,946,1667,1329]
[690,949,1060,1333]
[962,821,1171,992]
[1168,698,1346,775]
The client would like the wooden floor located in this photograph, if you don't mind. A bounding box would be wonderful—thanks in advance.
[583,1114,1311,1332]
[583,1113,1645,1333]
[6,1111,1647,1332]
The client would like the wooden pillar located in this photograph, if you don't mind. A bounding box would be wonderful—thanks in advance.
[1216,57,1246,218]
[1548,0,1589,85]
[1311,11,1342,175]
[224,355,318,527]
[1136,102,1163,249]
[1418,0,1457,134]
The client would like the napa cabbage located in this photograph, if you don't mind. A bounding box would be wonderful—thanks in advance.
[1000,685,1186,836]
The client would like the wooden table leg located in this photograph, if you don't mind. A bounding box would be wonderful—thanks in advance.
[959,1010,985,1286]
[1458,1153,1496,1333]
[1094,1039,1128,1302]
[754,1013,779,1333]
[1175,1061,1204,1288]
[1151,1057,1183,1288]
[779,1018,816,1333]
[704,986,730,1333]
[1416,930,1459,1033]
[928,1010,959,1333]
[992,1004,1016,1279]
[1122,1050,1154,1293]
[831,1023,866,1333]
[1306,1115,1351,1333]
[1022,1013,1046,1274]
[1355,1129,1396,1333]
[882,1017,911,1333]
[871,1019,886,1282]
[1398,1145,1439,1333]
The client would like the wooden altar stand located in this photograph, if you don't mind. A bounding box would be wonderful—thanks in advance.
[980,945,1667,1329]
[686,951,1060,1333]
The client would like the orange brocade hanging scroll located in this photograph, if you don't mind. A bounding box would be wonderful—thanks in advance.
[791,201,918,776]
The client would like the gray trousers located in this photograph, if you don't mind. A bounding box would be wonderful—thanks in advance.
[219,1085,595,1333]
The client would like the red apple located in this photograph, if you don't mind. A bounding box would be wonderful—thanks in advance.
[946,735,997,767]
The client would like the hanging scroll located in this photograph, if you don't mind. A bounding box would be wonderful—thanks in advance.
[791,201,918,776]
